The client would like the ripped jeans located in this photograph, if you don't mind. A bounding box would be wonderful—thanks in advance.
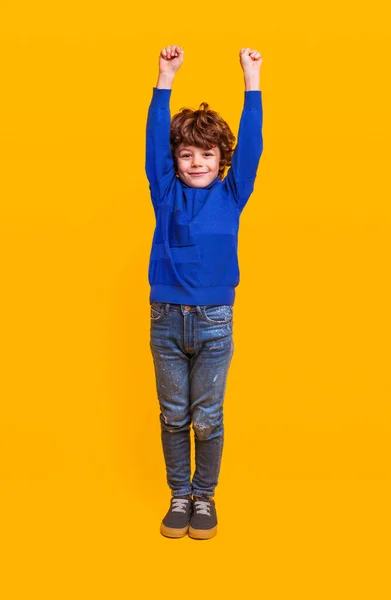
[150,302,234,499]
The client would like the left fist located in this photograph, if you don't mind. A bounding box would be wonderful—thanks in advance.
[239,48,263,72]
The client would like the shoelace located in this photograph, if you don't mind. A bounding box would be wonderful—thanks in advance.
[194,499,211,516]
[171,498,189,513]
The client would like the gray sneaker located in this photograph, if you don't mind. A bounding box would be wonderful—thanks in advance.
[160,495,193,538]
[188,495,218,539]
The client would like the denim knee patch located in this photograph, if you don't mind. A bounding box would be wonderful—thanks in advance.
[193,421,215,441]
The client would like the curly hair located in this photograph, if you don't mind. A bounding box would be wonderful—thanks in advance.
[170,102,236,180]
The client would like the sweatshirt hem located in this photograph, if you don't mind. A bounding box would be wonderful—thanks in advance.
[150,284,236,306]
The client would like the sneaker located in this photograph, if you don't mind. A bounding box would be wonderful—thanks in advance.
[188,495,218,539]
[160,495,193,538]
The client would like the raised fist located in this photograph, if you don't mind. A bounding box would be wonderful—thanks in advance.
[239,48,263,73]
[159,45,185,74]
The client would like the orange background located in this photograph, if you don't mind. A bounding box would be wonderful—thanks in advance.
[1,2,390,598]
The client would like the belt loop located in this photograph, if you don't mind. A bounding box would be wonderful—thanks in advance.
[164,303,170,314]
[195,305,202,316]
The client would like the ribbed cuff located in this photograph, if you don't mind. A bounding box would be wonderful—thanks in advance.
[151,87,172,108]
[244,90,262,109]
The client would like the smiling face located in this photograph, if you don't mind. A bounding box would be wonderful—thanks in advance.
[175,144,221,187]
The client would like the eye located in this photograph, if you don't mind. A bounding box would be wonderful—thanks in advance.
[204,153,213,156]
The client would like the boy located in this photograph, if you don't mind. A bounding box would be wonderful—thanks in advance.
[146,45,263,539]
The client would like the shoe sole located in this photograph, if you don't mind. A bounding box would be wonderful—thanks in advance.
[160,522,189,538]
[188,525,218,540]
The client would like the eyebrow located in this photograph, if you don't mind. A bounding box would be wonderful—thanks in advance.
[178,148,215,152]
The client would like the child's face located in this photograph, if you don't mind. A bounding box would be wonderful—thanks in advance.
[175,144,221,188]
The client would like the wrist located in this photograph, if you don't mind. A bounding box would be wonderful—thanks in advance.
[243,71,261,91]
[157,71,176,89]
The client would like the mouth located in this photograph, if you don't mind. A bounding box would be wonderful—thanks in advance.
[189,172,208,176]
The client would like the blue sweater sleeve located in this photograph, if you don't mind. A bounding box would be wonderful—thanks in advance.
[224,90,263,213]
[145,87,175,202]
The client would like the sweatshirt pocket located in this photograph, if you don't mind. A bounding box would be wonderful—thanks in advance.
[196,234,240,287]
[151,242,200,263]
[149,243,201,285]
[170,245,200,263]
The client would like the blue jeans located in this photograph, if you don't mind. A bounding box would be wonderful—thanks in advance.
[150,302,234,499]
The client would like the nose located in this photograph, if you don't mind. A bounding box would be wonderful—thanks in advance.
[191,156,203,167]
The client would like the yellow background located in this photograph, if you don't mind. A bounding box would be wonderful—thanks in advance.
[1,1,390,597]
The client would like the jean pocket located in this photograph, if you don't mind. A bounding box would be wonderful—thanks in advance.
[200,305,233,324]
[150,302,166,322]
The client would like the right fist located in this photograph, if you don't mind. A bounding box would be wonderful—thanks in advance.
[159,45,184,74]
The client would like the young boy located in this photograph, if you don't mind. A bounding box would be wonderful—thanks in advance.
[146,45,263,539]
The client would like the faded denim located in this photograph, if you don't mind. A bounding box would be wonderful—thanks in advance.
[150,302,234,499]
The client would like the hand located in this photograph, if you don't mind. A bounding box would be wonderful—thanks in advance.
[159,45,185,75]
[239,48,263,74]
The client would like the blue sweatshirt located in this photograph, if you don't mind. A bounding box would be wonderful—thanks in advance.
[145,86,263,306]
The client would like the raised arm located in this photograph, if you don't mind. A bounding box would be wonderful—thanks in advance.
[225,48,264,213]
[145,45,184,204]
